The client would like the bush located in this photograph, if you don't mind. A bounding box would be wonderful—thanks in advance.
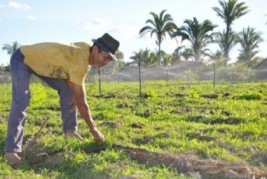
[142,89,158,99]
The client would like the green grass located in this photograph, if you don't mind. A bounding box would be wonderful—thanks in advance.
[0,80,267,178]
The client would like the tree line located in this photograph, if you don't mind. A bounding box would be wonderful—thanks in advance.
[134,0,264,68]
[1,0,266,74]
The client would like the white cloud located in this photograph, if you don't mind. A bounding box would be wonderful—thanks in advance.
[28,16,36,20]
[111,24,140,38]
[8,1,31,10]
[0,4,4,8]
[83,18,110,30]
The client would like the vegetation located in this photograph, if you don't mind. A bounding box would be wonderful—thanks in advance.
[213,0,249,61]
[0,80,267,178]
[1,41,21,73]
[237,27,264,63]
[172,17,217,62]
[1,0,266,73]
[2,41,21,56]
[139,9,177,65]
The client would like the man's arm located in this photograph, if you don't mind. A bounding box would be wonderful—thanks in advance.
[66,80,104,144]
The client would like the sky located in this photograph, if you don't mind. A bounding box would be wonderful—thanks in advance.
[0,0,266,65]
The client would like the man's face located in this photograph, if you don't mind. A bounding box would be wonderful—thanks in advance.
[92,46,113,68]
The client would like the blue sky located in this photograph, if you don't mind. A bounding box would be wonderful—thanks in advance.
[0,0,266,65]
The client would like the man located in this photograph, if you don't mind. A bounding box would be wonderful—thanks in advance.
[5,33,120,166]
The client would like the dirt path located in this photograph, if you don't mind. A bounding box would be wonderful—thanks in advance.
[112,144,266,179]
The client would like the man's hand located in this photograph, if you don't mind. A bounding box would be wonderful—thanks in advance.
[91,128,105,145]
[66,80,105,145]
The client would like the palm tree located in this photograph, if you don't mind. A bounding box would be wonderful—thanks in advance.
[139,10,177,65]
[174,46,192,61]
[130,49,156,100]
[171,49,182,64]
[115,51,124,61]
[160,51,172,66]
[208,50,227,67]
[213,0,249,59]
[237,26,263,63]
[172,17,217,61]
[129,49,157,68]
[181,48,194,61]
[2,41,21,72]
[2,41,21,55]
[215,30,238,66]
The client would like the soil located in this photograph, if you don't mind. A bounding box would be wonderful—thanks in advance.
[112,144,267,179]
[24,143,267,178]
[21,118,267,178]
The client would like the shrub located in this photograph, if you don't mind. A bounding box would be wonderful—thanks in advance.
[142,89,158,99]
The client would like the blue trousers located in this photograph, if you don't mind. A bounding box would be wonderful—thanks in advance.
[5,49,77,153]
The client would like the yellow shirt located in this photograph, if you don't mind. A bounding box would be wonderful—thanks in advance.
[20,42,91,85]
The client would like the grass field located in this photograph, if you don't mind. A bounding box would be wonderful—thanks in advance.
[0,80,267,178]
